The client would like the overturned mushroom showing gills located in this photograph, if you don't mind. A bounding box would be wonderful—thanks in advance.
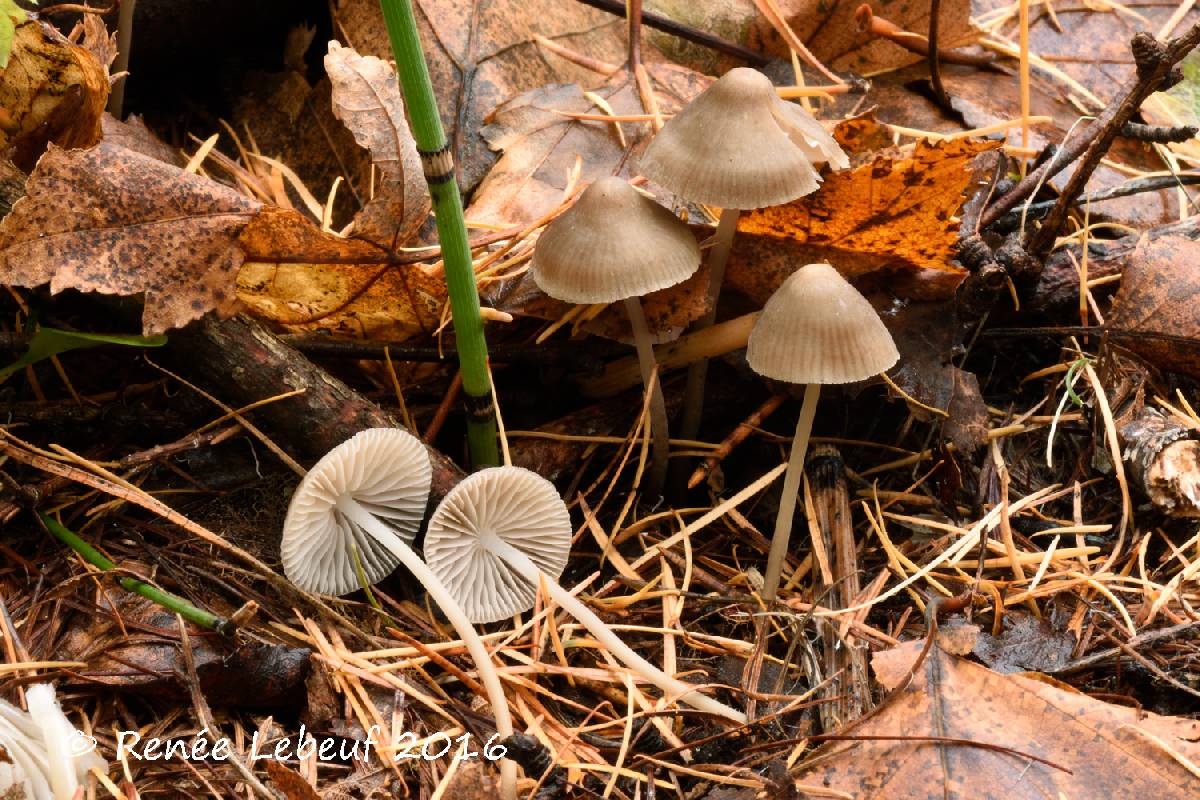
[424,466,748,723]
[0,684,105,800]
[746,264,899,600]
[280,428,518,799]
[639,67,849,456]
[533,177,701,495]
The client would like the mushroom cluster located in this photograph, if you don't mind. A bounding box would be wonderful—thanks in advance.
[280,429,519,800]
[0,684,105,800]
[639,67,849,448]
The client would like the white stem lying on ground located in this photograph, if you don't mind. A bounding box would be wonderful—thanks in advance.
[482,534,749,723]
[677,207,742,445]
[762,383,822,600]
[338,500,518,799]
[624,297,671,496]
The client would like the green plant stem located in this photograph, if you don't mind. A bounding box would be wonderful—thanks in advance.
[377,0,498,467]
[40,513,230,634]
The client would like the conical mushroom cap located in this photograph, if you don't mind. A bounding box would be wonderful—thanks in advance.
[638,67,848,209]
[282,428,432,596]
[424,466,572,624]
[532,177,701,304]
[747,263,899,384]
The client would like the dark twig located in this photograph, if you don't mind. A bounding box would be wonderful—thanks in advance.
[990,173,1200,233]
[574,0,773,66]
[979,32,1200,234]
[927,0,952,112]
[1121,121,1199,142]
[1026,29,1200,255]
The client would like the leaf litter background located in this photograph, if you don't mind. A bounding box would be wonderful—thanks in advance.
[2,0,1200,799]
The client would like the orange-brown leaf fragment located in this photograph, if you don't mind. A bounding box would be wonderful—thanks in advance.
[0,141,260,334]
[796,638,1200,798]
[324,41,429,248]
[728,135,997,306]
[0,20,108,170]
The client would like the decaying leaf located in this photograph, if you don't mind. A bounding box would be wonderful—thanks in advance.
[100,112,182,165]
[264,761,321,800]
[0,20,108,170]
[1107,232,1200,378]
[796,634,1200,798]
[332,0,638,191]
[236,206,447,339]
[973,611,1077,673]
[468,63,710,227]
[324,41,430,248]
[0,141,261,334]
[646,0,975,77]
[727,128,995,307]
[72,11,118,73]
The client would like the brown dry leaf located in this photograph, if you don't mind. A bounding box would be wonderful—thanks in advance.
[974,611,1076,674]
[264,761,320,800]
[469,62,710,226]
[72,11,118,72]
[728,127,995,307]
[797,636,1200,798]
[0,20,108,171]
[332,0,639,192]
[1107,231,1200,379]
[647,0,975,77]
[100,112,181,165]
[324,41,430,248]
[0,141,260,334]
[236,206,447,339]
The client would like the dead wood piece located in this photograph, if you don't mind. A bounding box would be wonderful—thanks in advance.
[170,314,466,497]
[1120,409,1200,517]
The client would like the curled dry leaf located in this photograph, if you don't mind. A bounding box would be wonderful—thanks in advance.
[236,206,447,339]
[324,41,430,248]
[73,11,118,72]
[100,112,182,166]
[0,20,108,171]
[797,637,1200,798]
[332,0,636,191]
[1107,231,1200,379]
[0,141,260,335]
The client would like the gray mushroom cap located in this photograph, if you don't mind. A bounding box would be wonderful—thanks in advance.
[281,428,432,596]
[423,466,573,624]
[532,176,701,305]
[747,263,899,385]
[638,67,848,210]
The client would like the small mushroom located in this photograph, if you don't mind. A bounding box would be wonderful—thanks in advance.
[639,67,848,448]
[533,176,701,495]
[0,684,105,800]
[424,465,748,723]
[280,428,518,800]
[746,263,899,600]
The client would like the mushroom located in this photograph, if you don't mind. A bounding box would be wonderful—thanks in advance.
[280,428,518,800]
[533,176,701,495]
[746,263,899,600]
[0,684,105,800]
[423,465,748,723]
[639,67,848,449]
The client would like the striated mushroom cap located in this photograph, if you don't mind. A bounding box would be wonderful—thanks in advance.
[282,428,432,596]
[423,466,572,624]
[532,177,701,305]
[747,263,898,385]
[638,68,848,209]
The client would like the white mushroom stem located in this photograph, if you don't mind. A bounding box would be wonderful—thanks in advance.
[337,499,519,798]
[479,533,748,724]
[678,207,742,447]
[624,297,671,496]
[762,383,821,600]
